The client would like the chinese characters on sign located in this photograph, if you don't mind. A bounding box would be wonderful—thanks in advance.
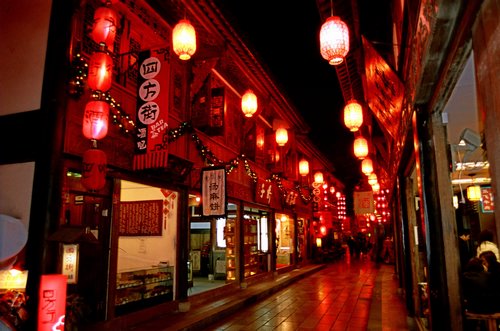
[202,168,226,216]
[62,244,79,284]
[255,178,274,206]
[38,274,67,331]
[353,191,374,215]
[481,187,495,213]
[134,48,171,170]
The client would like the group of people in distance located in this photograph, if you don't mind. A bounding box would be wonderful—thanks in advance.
[462,229,500,315]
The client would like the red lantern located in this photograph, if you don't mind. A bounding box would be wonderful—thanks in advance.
[343,100,363,132]
[88,51,113,92]
[353,136,368,159]
[275,128,288,146]
[319,16,349,65]
[82,100,109,140]
[91,6,118,51]
[82,148,107,191]
[172,19,197,60]
[241,89,258,117]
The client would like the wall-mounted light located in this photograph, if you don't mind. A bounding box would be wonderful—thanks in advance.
[299,159,310,176]
[314,171,324,184]
[241,89,258,118]
[275,127,288,146]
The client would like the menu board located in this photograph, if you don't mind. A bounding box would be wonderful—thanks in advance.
[119,200,163,236]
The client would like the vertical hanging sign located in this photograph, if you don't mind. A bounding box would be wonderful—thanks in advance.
[133,47,171,170]
[37,274,67,331]
[202,167,226,216]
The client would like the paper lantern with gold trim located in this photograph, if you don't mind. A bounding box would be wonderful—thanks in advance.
[343,100,363,132]
[82,101,109,140]
[319,16,349,65]
[82,148,107,191]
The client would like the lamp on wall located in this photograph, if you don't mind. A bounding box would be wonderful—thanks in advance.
[241,89,258,118]
[314,171,324,184]
[299,159,310,176]
[172,19,197,60]
[275,127,288,146]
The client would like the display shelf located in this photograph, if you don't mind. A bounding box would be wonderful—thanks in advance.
[244,218,259,277]
[225,218,236,281]
[115,266,173,308]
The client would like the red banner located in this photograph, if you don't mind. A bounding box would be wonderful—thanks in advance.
[363,36,404,140]
[133,48,171,170]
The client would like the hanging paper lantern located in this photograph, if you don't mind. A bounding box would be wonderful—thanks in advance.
[353,136,368,159]
[299,159,310,176]
[368,173,378,186]
[361,157,373,175]
[275,128,288,146]
[314,171,324,184]
[319,16,349,65]
[81,148,107,191]
[91,6,118,51]
[172,19,197,60]
[467,185,481,201]
[82,100,109,140]
[241,89,258,117]
[88,51,113,92]
[343,100,363,132]
[372,183,380,192]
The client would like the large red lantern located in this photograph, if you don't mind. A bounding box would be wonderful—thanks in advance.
[88,51,113,92]
[82,148,107,191]
[82,100,109,140]
[275,128,288,146]
[172,19,197,60]
[91,6,118,51]
[319,16,349,65]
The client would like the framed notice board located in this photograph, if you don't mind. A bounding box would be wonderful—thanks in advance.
[119,200,163,236]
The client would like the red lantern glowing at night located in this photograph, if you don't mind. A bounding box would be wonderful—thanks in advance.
[88,51,113,92]
[82,100,109,140]
[299,159,310,176]
[91,6,118,51]
[343,100,363,132]
[361,157,373,175]
[172,19,197,60]
[241,89,258,117]
[275,128,288,146]
[82,148,107,191]
[353,136,368,159]
[319,16,349,65]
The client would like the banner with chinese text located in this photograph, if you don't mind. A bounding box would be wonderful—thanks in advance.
[202,167,226,216]
[354,191,374,215]
[133,48,170,170]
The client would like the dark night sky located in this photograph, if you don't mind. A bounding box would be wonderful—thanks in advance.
[214,1,364,193]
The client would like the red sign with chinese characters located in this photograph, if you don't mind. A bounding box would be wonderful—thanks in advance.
[255,178,274,206]
[481,187,494,213]
[38,274,67,331]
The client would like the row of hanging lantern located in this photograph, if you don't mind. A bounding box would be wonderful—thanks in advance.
[80,0,120,191]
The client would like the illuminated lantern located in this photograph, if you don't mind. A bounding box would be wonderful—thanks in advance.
[241,89,258,117]
[343,100,363,132]
[319,16,349,65]
[320,225,327,235]
[353,136,368,159]
[467,185,481,201]
[368,173,378,186]
[299,159,310,176]
[314,171,324,184]
[172,19,197,60]
[91,6,118,51]
[88,51,113,92]
[372,183,380,192]
[82,148,107,191]
[82,101,109,140]
[275,128,288,146]
[361,157,373,175]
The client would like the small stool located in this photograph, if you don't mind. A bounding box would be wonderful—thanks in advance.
[465,311,500,331]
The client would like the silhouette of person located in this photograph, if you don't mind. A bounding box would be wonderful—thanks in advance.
[476,229,500,261]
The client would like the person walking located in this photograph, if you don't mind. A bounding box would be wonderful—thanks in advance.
[476,229,500,261]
